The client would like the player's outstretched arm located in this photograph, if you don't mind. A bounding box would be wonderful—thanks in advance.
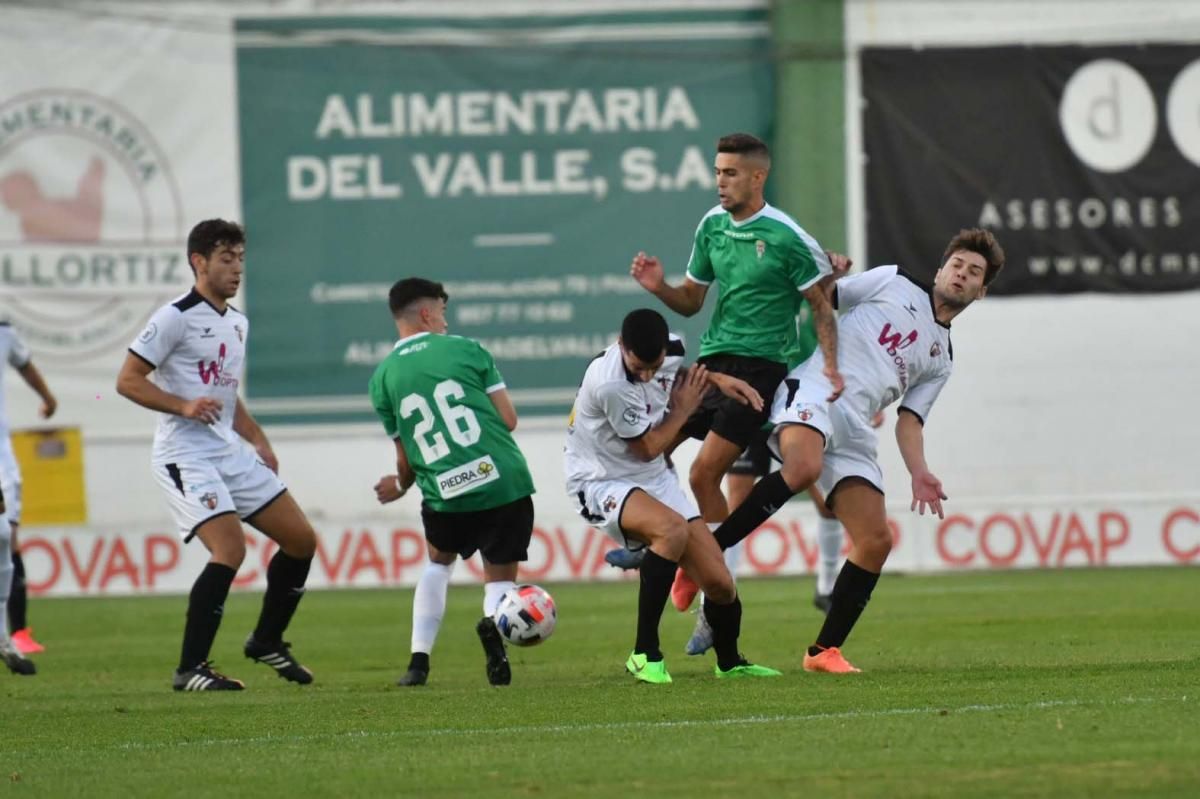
[801,284,843,402]
[630,251,708,317]
[116,351,222,424]
[16,361,57,419]
[234,397,278,473]
[625,364,709,462]
[896,410,947,519]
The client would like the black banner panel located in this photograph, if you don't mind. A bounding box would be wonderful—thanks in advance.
[862,45,1200,294]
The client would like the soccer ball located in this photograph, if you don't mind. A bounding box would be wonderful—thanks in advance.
[493,584,557,647]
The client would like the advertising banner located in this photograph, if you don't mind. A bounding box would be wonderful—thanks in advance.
[23,498,1199,596]
[862,45,1200,294]
[234,8,777,422]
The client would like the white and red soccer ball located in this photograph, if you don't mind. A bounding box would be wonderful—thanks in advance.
[493,584,557,647]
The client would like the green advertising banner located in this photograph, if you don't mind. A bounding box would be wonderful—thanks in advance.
[235,7,773,422]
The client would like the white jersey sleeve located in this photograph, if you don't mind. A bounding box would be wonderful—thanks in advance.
[835,264,899,310]
[129,305,184,367]
[597,380,651,440]
[6,328,30,369]
[898,366,951,425]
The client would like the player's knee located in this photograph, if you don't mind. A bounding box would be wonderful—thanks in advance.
[779,456,820,492]
[688,459,722,495]
[211,539,246,568]
[702,574,736,604]
[860,525,893,559]
[657,515,689,558]
[285,525,318,559]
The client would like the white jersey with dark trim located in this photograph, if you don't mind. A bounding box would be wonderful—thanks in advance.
[564,335,685,486]
[821,265,953,423]
[0,322,32,439]
[128,289,248,463]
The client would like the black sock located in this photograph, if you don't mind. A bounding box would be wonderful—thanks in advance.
[703,595,743,671]
[179,562,237,671]
[408,652,430,672]
[253,551,312,643]
[811,560,880,654]
[9,551,28,631]
[713,471,796,551]
[635,549,676,661]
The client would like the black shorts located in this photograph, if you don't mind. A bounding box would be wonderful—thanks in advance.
[420,495,534,564]
[680,354,786,449]
[728,427,772,477]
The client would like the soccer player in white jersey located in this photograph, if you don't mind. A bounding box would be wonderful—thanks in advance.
[565,308,780,683]
[116,219,320,691]
[706,229,1005,673]
[0,321,57,671]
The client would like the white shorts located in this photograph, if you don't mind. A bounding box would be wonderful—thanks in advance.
[569,467,699,551]
[0,441,21,524]
[767,361,883,501]
[152,444,287,542]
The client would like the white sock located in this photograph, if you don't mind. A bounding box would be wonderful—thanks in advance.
[483,580,516,618]
[816,516,843,596]
[0,515,12,640]
[410,561,452,655]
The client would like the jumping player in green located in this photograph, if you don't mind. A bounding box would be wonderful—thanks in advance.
[369,277,535,688]
[631,132,843,609]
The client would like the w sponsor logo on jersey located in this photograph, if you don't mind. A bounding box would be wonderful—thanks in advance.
[878,323,918,356]
[436,454,501,500]
[197,342,226,384]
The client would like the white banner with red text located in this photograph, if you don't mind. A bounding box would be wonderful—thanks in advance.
[21,497,1198,597]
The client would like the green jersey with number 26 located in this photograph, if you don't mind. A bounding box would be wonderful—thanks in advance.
[369,332,535,512]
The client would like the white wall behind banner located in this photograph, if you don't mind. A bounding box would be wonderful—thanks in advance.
[2,2,1198,600]
[0,6,240,436]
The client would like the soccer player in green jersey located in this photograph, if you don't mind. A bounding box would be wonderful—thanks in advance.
[631,132,843,608]
[369,278,536,688]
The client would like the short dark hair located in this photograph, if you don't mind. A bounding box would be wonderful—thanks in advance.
[717,132,770,165]
[389,277,448,317]
[621,308,668,364]
[186,219,244,275]
[184,215,243,260]
[942,228,1005,286]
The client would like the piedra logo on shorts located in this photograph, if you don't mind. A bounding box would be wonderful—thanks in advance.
[0,89,188,359]
[435,454,501,500]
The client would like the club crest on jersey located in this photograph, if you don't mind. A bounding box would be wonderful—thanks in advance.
[603,495,617,513]
[436,454,501,500]
[755,239,765,260]
[797,407,814,422]
[930,342,942,358]
[199,491,219,510]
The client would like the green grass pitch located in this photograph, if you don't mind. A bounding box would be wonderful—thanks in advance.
[3,567,1197,797]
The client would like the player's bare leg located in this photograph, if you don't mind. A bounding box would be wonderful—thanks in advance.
[668,432,743,612]
[804,479,891,674]
[709,423,824,553]
[679,519,780,679]
[618,490,690,684]
[397,542,456,687]
[242,492,318,684]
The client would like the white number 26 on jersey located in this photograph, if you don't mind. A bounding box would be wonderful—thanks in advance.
[399,379,482,464]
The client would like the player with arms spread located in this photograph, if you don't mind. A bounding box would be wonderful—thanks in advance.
[630,132,843,605]
[707,229,1004,673]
